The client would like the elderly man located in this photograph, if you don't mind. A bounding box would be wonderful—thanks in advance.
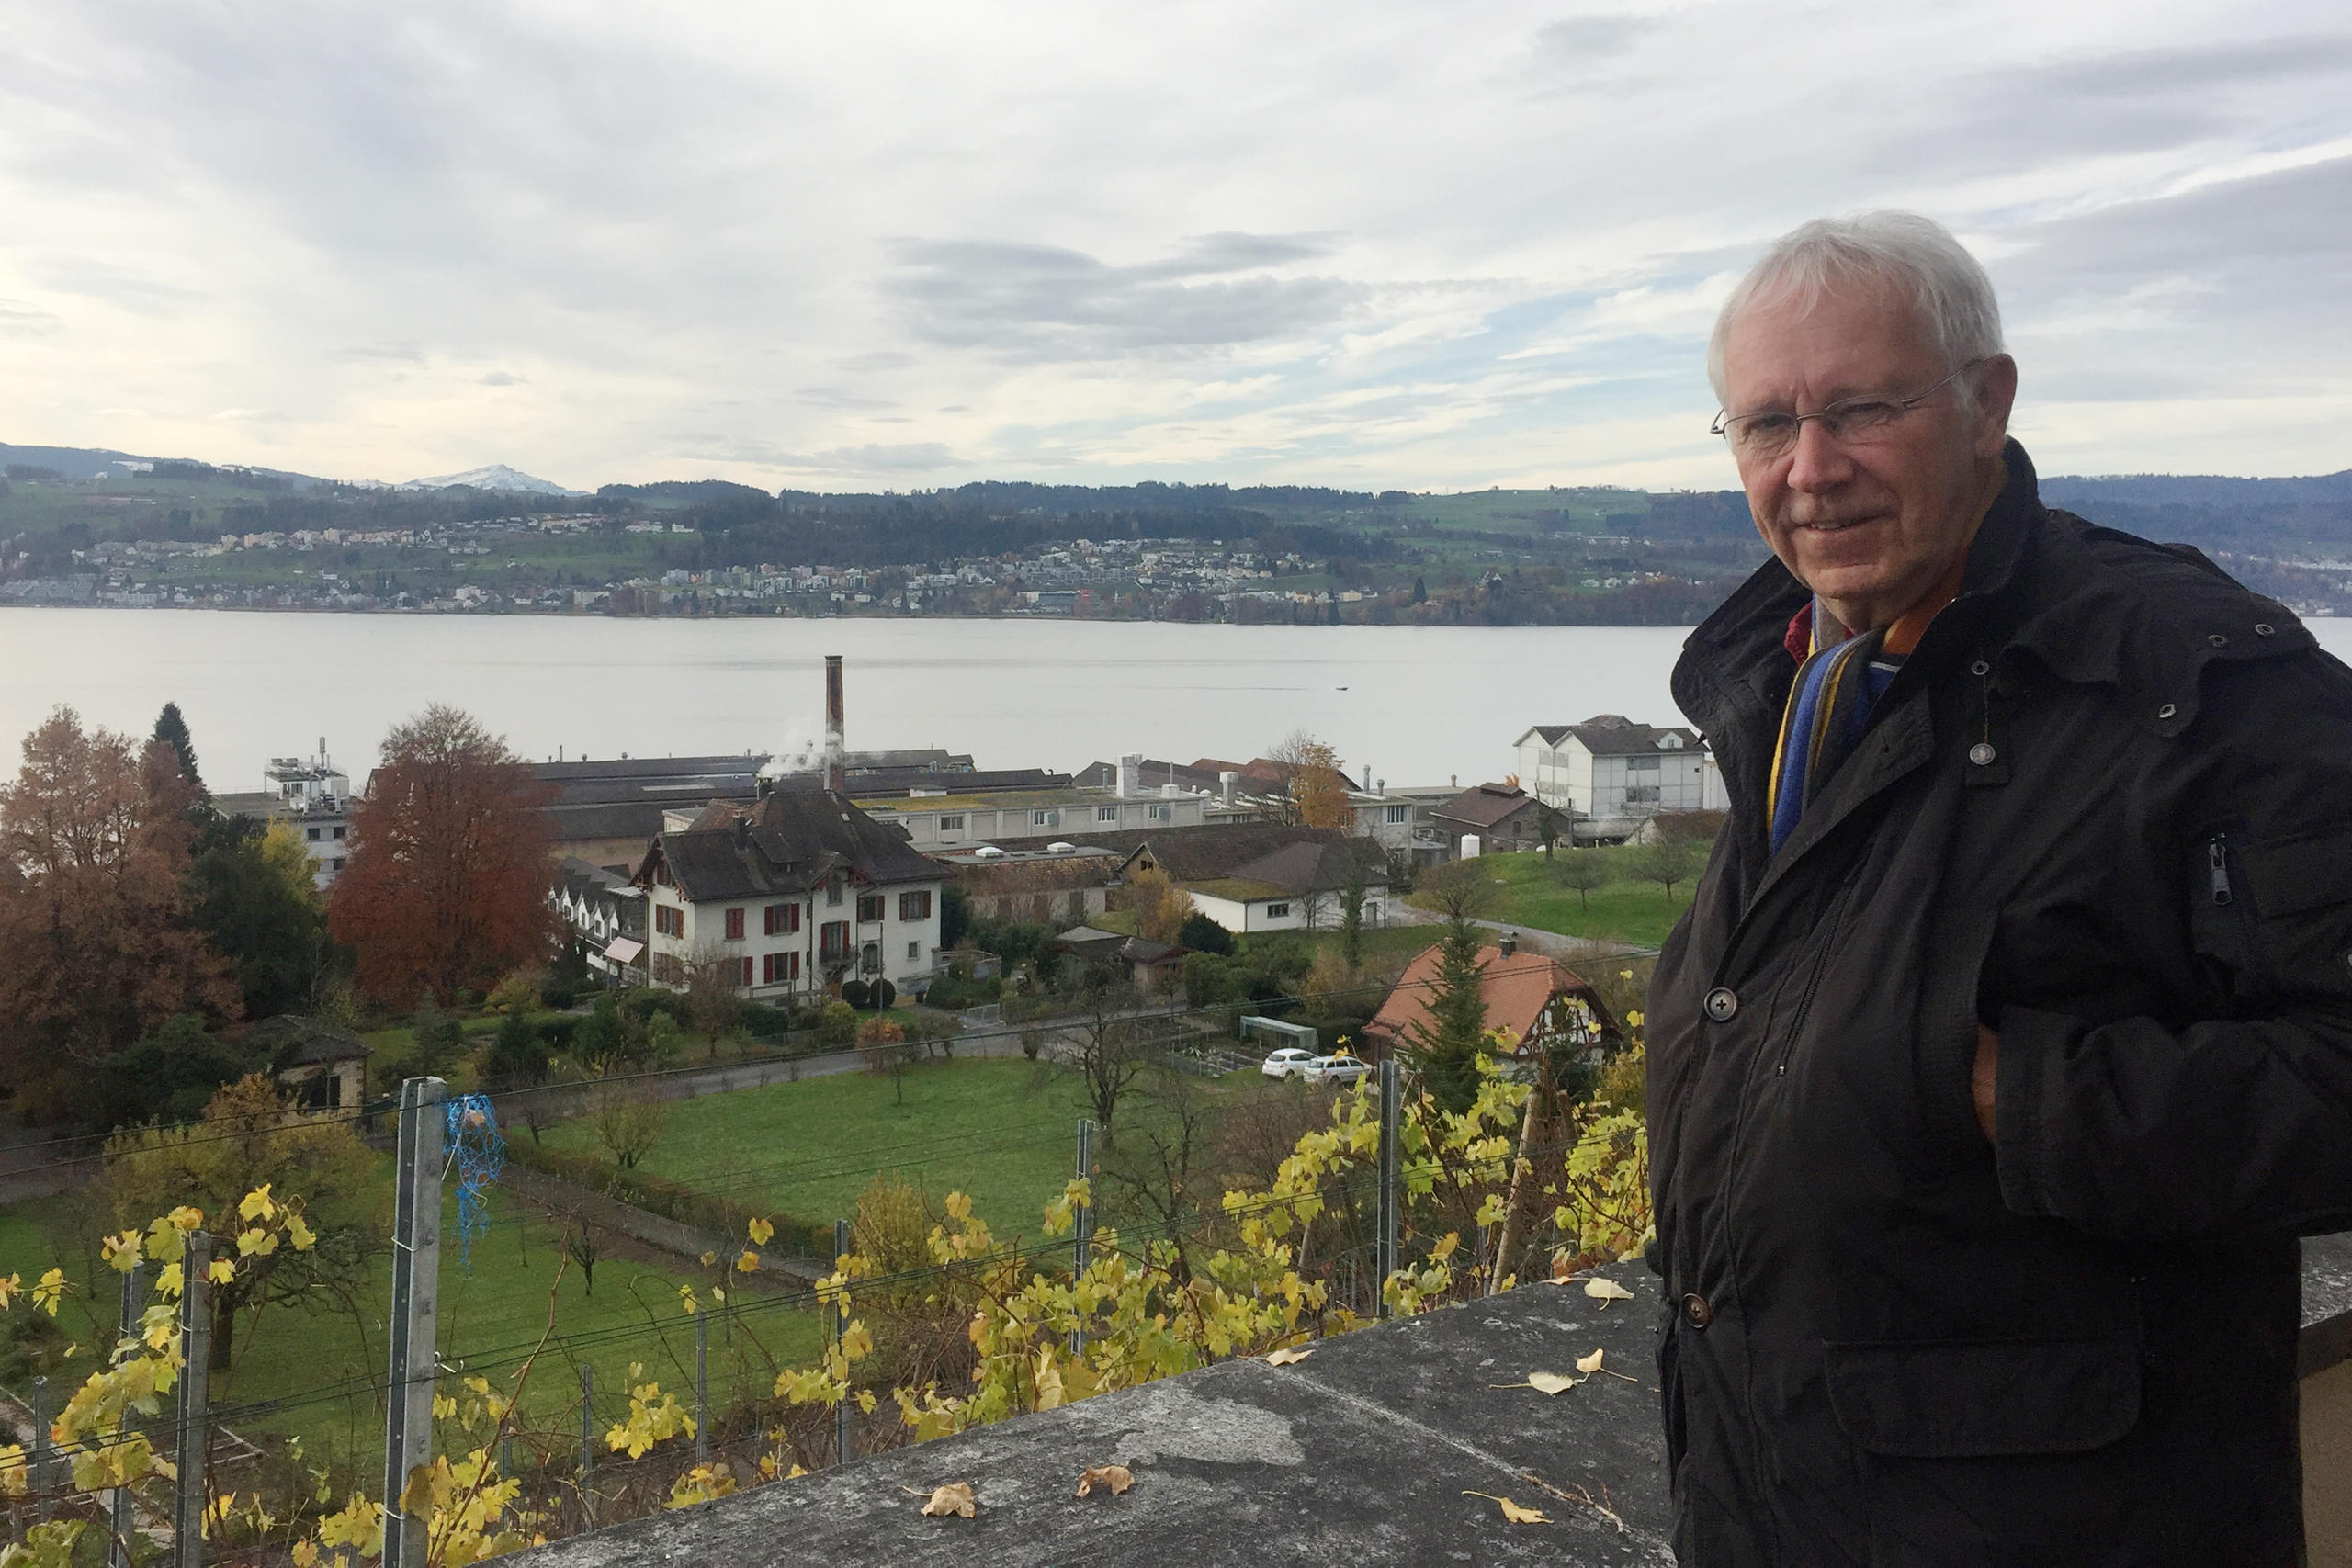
[1649,210,2352,1565]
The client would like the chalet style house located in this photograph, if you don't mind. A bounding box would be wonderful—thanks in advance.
[1359,936,1621,1066]
[632,790,944,1000]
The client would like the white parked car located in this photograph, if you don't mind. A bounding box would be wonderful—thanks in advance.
[1305,1054,1370,1086]
[1261,1047,1317,1080]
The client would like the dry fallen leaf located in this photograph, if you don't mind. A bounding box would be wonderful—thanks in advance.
[1584,1277,1635,1305]
[1550,1254,1573,1283]
[1576,1348,1605,1374]
[1525,1371,1584,1395]
[1075,1464,1135,1498]
[1263,1347,1314,1367]
[1464,1490,1551,1524]
[918,1482,976,1518]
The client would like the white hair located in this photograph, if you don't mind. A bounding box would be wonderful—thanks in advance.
[1706,211,2006,408]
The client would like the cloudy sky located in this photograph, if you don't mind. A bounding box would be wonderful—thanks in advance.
[2,2,2346,492]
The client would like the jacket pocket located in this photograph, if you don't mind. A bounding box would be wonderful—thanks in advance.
[1824,1335,2140,1458]
[2233,824,2352,1004]
[1913,907,2000,1159]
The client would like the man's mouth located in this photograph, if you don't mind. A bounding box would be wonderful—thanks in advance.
[1798,514,1876,535]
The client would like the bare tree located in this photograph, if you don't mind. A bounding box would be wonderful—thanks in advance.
[1554,849,1614,910]
[1416,858,1502,924]
[1096,1065,1219,1282]
[1059,963,1152,1147]
[683,942,743,1045]
[590,1079,668,1168]
[1624,839,1706,902]
[1265,730,1351,829]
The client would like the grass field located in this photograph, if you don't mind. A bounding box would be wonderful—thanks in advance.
[535,1056,1101,1241]
[0,1175,821,1484]
[1414,851,1695,948]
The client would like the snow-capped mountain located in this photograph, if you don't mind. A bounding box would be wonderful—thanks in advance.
[397,464,585,496]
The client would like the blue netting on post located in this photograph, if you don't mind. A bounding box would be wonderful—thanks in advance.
[445,1093,506,1270]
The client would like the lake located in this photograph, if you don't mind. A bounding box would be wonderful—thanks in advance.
[4,608,2348,794]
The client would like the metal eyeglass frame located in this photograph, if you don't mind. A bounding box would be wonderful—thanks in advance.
[1711,359,1983,452]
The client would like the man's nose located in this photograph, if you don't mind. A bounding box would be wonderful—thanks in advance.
[1784,416,1852,492]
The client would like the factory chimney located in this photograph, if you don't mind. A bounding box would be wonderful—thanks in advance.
[824,654,846,792]
[1220,770,1238,807]
[1118,753,1142,799]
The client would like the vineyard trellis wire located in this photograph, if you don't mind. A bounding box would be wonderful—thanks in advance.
[3,1016,1649,1568]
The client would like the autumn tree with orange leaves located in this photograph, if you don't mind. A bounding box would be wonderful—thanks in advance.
[328,705,555,1008]
[1267,729,1353,830]
[0,706,240,1093]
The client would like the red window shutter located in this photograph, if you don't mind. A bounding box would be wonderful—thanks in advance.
[789,904,802,932]
[741,956,754,986]
[726,908,745,941]
[763,905,775,936]
[790,952,800,980]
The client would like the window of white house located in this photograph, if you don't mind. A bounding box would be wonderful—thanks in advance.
[1627,754,1662,773]
[1661,734,1684,749]
[906,941,919,960]
[1265,902,1291,919]
[332,825,346,840]
[939,814,966,831]
[1154,804,1172,821]
[1033,809,1060,827]
[332,857,346,871]
[1626,785,1661,803]
[828,877,843,906]
[1386,805,1408,823]
[1097,806,1118,821]
[306,826,322,841]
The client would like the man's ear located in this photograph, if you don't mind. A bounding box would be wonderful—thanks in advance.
[1973,355,2018,457]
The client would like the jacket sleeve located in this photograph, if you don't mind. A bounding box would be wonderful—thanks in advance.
[1994,650,2352,1241]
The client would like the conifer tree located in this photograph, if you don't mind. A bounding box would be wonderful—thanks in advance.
[1408,908,1488,1113]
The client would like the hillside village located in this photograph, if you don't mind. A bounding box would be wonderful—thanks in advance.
[229,658,1724,1012]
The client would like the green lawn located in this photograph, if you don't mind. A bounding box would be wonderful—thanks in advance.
[1,1175,820,1486]
[1415,852,1695,948]
[537,1056,1098,1241]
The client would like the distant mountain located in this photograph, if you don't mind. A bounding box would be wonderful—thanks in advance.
[397,464,584,497]
[2042,471,2352,510]
[3,442,157,482]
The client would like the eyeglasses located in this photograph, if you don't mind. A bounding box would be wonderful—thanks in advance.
[1711,361,1981,460]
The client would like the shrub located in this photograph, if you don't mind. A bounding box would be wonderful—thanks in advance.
[871,978,897,1010]
[840,979,871,1010]
[1177,912,1234,955]
[483,968,543,1016]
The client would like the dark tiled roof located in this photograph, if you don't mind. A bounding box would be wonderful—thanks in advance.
[1521,715,1704,757]
[1072,759,1230,794]
[639,791,940,903]
[247,1014,372,1067]
[1432,784,1555,830]
[1051,823,1389,896]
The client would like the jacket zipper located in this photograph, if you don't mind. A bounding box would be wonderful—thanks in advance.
[2207,838,2233,906]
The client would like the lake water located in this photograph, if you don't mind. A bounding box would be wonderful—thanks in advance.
[4,608,2348,794]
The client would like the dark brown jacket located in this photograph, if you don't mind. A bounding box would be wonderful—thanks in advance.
[1648,441,2352,1565]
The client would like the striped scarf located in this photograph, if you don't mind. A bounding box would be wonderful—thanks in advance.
[1766,610,1917,855]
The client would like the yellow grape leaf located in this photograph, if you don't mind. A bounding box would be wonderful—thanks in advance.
[208,1260,236,1285]
[237,1228,278,1258]
[1576,1349,1606,1375]
[735,1250,760,1274]
[286,1214,316,1251]
[0,1273,19,1308]
[33,1268,66,1315]
[698,1250,717,1267]
[1583,1278,1635,1305]
[1464,1490,1550,1524]
[239,1185,276,1222]
[1263,1347,1314,1367]
[944,1192,973,1221]
[1525,1371,1583,1396]
[747,1217,775,1247]
[290,1540,319,1567]
[1075,1463,1134,1498]
[918,1481,977,1518]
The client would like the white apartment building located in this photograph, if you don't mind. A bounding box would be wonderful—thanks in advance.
[1515,715,1728,840]
[634,790,944,1000]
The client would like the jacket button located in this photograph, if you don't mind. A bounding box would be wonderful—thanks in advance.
[1683,1292,1713,1328]
[2156,703,2177,720]
[1968,742,1996,766]
[1703,987,1738,1022]
[2256,623,2276,637]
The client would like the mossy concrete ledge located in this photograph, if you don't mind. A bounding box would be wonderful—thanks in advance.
[514,1236,2352,1567]
[513,1262,1678,1567]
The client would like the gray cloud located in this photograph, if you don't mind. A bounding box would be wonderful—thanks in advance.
[815,442,967,473]
[1532,14,1657,66]
[888,234,1363,360]
[479,370,522,386]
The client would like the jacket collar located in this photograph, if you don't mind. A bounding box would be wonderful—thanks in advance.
[1671,438,2041,742]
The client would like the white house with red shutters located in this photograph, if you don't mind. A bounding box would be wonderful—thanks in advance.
[631,788,944,1000]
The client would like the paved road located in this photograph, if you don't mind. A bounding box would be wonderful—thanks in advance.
[1382,905,1661,962]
